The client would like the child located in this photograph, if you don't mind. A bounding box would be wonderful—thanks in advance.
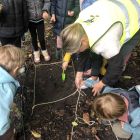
[0,45,25,140]
[0,0,28,48]
[62,0,96,70]
[26,0,50,63]
[92,85,140,140]
[50,0,80,60]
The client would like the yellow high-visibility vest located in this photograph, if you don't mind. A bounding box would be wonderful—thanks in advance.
[76,0,140,49]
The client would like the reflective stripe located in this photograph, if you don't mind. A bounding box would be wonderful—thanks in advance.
[132,0,140,28]
[109,0,130,42]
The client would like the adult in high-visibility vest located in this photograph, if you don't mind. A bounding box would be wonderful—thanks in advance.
[61,0,140,95]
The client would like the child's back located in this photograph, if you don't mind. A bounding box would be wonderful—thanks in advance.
[0,45,25,140]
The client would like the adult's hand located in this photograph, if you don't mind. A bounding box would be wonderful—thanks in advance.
[50,14,56,23]
[92,80,105,96]
[68,11,74,16]
[75,72,83,89]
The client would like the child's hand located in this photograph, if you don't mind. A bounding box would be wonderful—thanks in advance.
[68,11,74,16]
[75,72,83,89]
[42,11,49,20]
[62,61,69,71]
[50,14,56,23]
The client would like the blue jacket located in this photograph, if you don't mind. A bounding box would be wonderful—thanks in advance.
[102,85,140,140]
[81,0,96,10]
[0,67,20,136]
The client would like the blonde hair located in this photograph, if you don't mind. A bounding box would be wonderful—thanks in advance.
[92,93,127,119]
[0,45,25,72]
[60,23,86,54]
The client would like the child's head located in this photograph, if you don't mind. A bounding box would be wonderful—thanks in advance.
[60,23,86,54]
[92,93,127,120]
[0,45,25,76]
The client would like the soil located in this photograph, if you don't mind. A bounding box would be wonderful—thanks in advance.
[15,22,140,140]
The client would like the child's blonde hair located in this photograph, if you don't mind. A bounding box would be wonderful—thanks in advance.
[0,45,25,72]
[60,23,86,54]
[92,93,127,119]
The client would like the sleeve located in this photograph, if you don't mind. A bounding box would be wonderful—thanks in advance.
[102,52,124,86]
[0,83,16,135]
[50,0,56,15]
[77,49,91,72]
[42,0,50,13]
[71,0,80,17]
[130,108,140,127]
[124,118,140,140]
[90,52,103,76]
[63,53,71,63]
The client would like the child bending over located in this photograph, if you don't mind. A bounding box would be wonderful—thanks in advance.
[0,45,25,140]
[92,85,140,140]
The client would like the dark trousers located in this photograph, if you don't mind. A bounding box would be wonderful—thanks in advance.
[29,20,46,51]
[0,37,21,48]
[0,127,14,140]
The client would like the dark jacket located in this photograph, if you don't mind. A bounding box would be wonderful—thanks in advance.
[0,0,28,38]
[26,0,50,21]
[51,0,80,35]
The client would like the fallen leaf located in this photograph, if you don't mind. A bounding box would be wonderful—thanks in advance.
[72,121,78,127]
[31,130,41,138]
[83,112,90,124]
[123,76,132,79]
[91,127,97,135]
